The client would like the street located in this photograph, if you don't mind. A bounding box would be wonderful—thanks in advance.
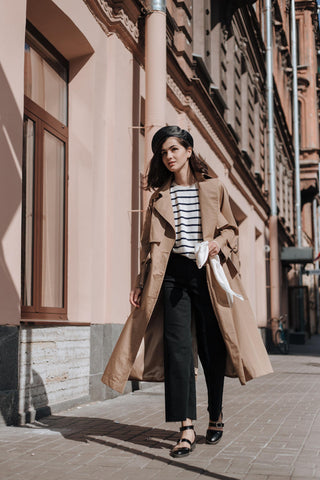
[1,336,320,480]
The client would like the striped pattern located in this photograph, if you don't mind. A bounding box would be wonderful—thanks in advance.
[170,182,203,260]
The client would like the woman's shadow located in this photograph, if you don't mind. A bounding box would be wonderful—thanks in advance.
[23,369,238,479]
[36,414,176,449]
[25,414,239,480]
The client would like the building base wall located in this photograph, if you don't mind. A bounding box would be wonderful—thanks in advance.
[18,325,91,425]
[89,324,132,402]
[0,326,19,426]
[1,322,270,426]
[0,324,132,425]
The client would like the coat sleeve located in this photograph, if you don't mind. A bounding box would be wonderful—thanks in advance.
[214,183,239,262]
[134,201,152,289]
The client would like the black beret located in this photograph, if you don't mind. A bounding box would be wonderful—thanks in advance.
[151,125,194,153]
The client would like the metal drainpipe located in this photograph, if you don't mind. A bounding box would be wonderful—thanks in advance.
[266,0,280,324]
[291,0,302,247]
[144,0,166,210]
[318,200,320,333]
[318,162,320,332]
[290,0,305,333]
[313,199,320,332]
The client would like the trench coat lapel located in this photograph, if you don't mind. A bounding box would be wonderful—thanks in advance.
[152,176,220,240]
[152,180,175,233]
[198,178,219,241]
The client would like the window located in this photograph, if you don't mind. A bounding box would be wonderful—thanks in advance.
[234,40,242,140]
[296,19,300,66]
[298,100,302,147]
[247,76,255,160]
[254,89,262,175]
[22,23,68,319]
[208,1,227,98]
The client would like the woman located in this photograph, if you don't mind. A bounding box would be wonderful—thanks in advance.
[102,126,273,458]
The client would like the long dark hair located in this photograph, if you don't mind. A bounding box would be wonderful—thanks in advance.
[143,138,208,191]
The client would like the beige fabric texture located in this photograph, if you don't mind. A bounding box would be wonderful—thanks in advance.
[101,175,273,393]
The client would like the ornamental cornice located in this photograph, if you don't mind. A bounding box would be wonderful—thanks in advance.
[83,0,139,43]
[239,36,249,53]
[166,71,269,217]
[166,74,187,106]
[298,76,310,93]
[285,0,290,14]
[166,75,231,162]
[295,0,317,12]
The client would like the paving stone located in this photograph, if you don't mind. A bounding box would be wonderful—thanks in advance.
[1,342,320,480]
[265,476,293,480]
[248,462,293,476]
[291,465,316,477]
[238,475,268,480]
[290,477,317,480]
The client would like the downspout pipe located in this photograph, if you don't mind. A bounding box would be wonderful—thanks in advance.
[266,0,280,322]
[144,0,166,210]
[318,200,320,333]
[318,162,320,333]
[291,0,302,247]
[266,0,277,219]
[290,0,305,333]
[313,199,319,333]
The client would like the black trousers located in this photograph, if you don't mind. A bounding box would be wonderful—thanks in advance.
[163,253,227,422]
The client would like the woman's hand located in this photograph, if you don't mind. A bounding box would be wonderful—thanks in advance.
[130,287,142,308]
[208,240,221,258]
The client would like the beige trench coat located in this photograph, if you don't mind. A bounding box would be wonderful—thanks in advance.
[102,175,273,393]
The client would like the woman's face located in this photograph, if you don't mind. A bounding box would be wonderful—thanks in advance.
[161,137,192,175]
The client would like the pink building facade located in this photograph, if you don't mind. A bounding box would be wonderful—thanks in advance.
[0,0,318,425]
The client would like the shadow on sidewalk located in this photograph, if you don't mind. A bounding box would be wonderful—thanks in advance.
[23,416,239,480]
[287,334,320,357]
[268,333,320,357]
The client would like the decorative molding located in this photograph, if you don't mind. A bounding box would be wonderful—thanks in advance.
[285,0,290,14]
[239,36,248,53]
[166,74,187,106]
[298,77,310,93]
[253,72,261,87]
[167,75,233,161]
[286,73,293,91]
[83,0,139,43]
[187,96,231,162]
[167,66,271,218]
[166,74,233,166]
[295,0,318,13]
[83,2,113,37]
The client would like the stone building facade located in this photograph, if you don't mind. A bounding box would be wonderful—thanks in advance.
[295,0,320,335]
[0,0,319,425]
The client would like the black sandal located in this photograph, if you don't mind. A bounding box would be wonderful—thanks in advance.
[206,420,224,445]
[170,425,196,458]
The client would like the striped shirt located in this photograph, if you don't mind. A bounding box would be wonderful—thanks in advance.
[170,182,203,260]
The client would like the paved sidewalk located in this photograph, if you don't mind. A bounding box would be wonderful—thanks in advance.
[1,336,320,480]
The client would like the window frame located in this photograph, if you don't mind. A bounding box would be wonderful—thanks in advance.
[22,27,69,321]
